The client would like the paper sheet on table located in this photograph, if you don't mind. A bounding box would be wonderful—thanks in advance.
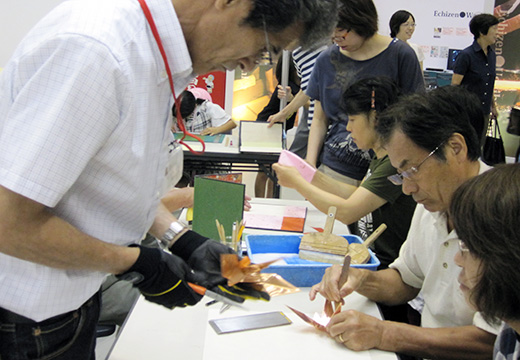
[243,204,307,232]
[203,308,372,360]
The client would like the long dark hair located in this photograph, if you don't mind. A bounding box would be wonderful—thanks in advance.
[450,164,520,323]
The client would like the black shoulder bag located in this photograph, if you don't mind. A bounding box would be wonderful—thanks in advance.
[482,115,506,166]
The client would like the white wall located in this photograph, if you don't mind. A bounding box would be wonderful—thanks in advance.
[1,0,498,70]
[0,0,64,67]
[374,0,496,70]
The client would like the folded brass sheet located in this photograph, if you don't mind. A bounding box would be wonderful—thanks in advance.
[221,254,300,297]
[287,301,342,332]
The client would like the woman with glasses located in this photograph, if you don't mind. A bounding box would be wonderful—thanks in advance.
[389,10,424,71]
[451,164,520,359]
[274,76,417,323]
[305,0,424,193]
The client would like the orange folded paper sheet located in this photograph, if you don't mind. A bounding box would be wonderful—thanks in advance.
[220,254,300,297]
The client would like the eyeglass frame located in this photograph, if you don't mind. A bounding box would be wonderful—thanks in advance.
[256,17,273,66]
[401,22,417,28]
[332,28,349,42]
[387,141,445,185]
[458,240,470,254]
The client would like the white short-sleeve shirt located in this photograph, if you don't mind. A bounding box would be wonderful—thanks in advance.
[0,0,195,321]
[185,101,231,133]
[390,161,497,334]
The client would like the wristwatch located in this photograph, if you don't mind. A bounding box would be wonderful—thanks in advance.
[160,221,187,247]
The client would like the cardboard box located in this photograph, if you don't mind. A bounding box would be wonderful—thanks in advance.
[246,234,380,287]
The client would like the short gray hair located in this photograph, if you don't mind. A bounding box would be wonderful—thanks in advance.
[243,0,339,49]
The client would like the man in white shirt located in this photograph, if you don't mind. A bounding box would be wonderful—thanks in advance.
[310,86,498,359]
[0,0,338,358]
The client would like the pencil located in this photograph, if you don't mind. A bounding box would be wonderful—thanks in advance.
[232,221,237,251]
[237,225,245,242]
[215,219,225,243]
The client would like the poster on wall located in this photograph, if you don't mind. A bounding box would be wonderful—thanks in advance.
[494,0,520,80]
[187,71,227,109]
[373,0,489,70]
[494,0,520,159]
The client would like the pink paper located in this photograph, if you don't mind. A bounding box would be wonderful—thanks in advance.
[244,204,307,232]
[278,150,316,183]
[283,206,307,218]
[243,213,283,230]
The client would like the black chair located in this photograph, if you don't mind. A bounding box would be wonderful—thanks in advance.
[96,324,117,337]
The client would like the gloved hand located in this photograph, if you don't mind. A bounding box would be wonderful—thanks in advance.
[170,231,233,288]
[209,283,271,304]
[169,231,270,302]
[117,245,202,309]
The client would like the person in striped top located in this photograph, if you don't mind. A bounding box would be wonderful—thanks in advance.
[268,45,328,158]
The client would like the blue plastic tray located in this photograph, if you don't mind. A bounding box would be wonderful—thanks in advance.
[245,234,380,287]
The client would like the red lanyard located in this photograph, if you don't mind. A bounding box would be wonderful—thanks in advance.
[137,0,205,154]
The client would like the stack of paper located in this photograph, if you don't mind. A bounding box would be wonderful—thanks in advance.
[239,121,284,153]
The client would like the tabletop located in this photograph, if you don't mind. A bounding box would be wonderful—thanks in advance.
[107,199,395,360]
[108,290,397,360]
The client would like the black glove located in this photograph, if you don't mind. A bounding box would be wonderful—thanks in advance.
[170,231,233,288]
[169,231,270,302]
[117,245,202,309]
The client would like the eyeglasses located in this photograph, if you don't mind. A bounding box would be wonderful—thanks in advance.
[402,22,416,28]
[458,240,470,254]
[256,18,273,66]
[332,28,349,42]
[387,142,444,185]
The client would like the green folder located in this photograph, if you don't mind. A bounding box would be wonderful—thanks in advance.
[192,177,245,241]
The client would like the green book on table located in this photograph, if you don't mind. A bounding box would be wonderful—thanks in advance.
[192,177,245,241]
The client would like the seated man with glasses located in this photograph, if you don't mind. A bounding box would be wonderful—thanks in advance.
[310,86,498,359]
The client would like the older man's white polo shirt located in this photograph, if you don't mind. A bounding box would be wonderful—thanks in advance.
[390,161,497,334]
[0,0,195,321]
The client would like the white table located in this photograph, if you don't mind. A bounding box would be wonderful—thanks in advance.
[107,199,396,360]
[108,291,396,360]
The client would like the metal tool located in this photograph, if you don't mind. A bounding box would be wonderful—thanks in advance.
[338,254,351,288]
[188,283,245,310]
[219,303,231,314]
